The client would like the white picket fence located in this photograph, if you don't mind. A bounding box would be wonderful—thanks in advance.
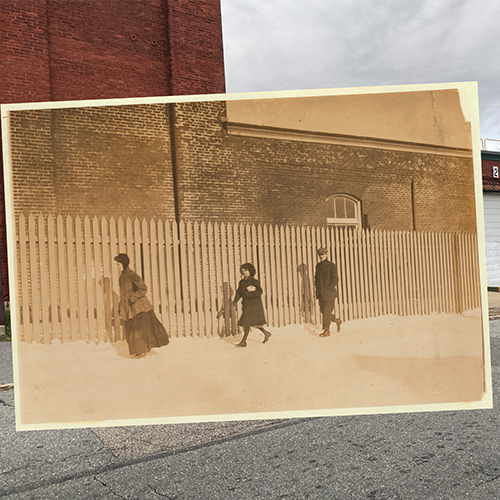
[15,214,481,343]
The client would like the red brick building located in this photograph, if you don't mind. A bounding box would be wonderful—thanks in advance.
[0,0,226,300]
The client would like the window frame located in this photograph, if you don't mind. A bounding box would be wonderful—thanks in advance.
[326,194,362,228]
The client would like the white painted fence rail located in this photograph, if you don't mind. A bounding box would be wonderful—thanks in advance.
[15,214,481,343]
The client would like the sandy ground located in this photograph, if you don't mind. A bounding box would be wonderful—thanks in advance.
[14,309,487,428]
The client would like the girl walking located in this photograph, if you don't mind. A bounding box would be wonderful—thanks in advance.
[233,263,271,348]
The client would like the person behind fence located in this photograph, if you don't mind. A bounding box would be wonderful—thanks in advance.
[315,247,342,337]
[114,253,169,358]
[233,263,271,348]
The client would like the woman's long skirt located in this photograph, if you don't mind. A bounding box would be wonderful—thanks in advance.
[124,310,169,356]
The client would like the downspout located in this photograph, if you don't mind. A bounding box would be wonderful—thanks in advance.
[164,1,180,223]
[168,103,180,222]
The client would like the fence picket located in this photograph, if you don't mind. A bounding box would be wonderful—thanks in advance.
[133,219,142,280]
[161,219,176,336]
[219,222,232,337]
[436,232,446,314]
[251,224,259,278]
[261,224,272,326]
[404,232,414,316]
[109,217,121,341]
[428,232,437,314]
[227,222,237,334]
[125,218,134,271]
[347,228,358,319]
[185,220,198,337]
[47,216,59,341]
[397,232,406,316]
[427,231,436,314]
[28,215,41,342]
[93,217,105,343]
[387,230,397,316]
[372,230,382,317]
[199,221,210,337]
[333,227,343,321]
[284,225,293,326]
[63,215,77,341]
[275,224,285,327]
[193,221,205,337]
[18,215,29,341]
[359,229,368,319]
[205,222,217,337]
[37,215,50,344]
[442,233,452,314]
[101,217,112,341]
[338,227,349,321]
[141,219,152,308]
[83,217,96,343]
[213,222,224,337]
[170,220,184,337]
[74,216,87,341]
[154,221,165,329]
[148,219,161,320]
[178,220,190,336]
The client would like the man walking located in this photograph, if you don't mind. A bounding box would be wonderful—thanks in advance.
[315,247,342,337]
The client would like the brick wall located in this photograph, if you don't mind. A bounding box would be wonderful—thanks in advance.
[10,105,176,219]
[167,1,226,95]
[174,101,477,233]
[0,0,226,299]
[9,101,477,235]
[0,0,225,102]
[482,158,500,191]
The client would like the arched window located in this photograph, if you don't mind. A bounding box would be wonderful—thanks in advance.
[326,195,361,228]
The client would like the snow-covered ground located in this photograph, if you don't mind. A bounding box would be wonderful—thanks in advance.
[15,311,486,428]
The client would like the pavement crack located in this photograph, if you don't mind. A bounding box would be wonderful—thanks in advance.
[474,464,500,486]
[148,485,175,498]
[1,447,110,476]
[0,399,14,408]
[0,417,311,498]
[93,476,125,499]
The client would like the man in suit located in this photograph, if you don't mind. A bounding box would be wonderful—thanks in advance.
[315,247,342,337]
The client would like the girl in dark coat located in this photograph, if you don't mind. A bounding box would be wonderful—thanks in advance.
[115,253,169,358]
[233,263,271,348]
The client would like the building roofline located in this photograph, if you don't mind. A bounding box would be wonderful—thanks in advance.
[226,122,473,158]
[482,150,500,161]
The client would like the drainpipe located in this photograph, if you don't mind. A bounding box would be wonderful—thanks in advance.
[168,103,180,222]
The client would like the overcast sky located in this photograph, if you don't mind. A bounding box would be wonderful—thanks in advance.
[220,0,500,150]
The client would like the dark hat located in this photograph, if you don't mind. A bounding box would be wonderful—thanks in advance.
[114,253,130,267]
[317,247,328,255]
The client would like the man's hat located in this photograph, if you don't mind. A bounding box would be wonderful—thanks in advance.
[114,253,130,266]
[317,247,328,255]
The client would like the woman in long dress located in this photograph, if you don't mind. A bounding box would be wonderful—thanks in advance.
[233,263,271,348]
[115,253,169,358]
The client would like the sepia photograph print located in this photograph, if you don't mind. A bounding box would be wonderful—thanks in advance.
[1,83,492,430]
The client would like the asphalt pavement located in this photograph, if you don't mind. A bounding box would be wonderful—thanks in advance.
[1,315,500,498]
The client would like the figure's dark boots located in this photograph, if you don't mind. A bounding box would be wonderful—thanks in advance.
[262,329,271,344]
[331,315,342,332]
[236,328,250,347]
[319,330,330,337]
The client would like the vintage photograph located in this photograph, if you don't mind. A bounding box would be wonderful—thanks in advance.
[1,83,491,430]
